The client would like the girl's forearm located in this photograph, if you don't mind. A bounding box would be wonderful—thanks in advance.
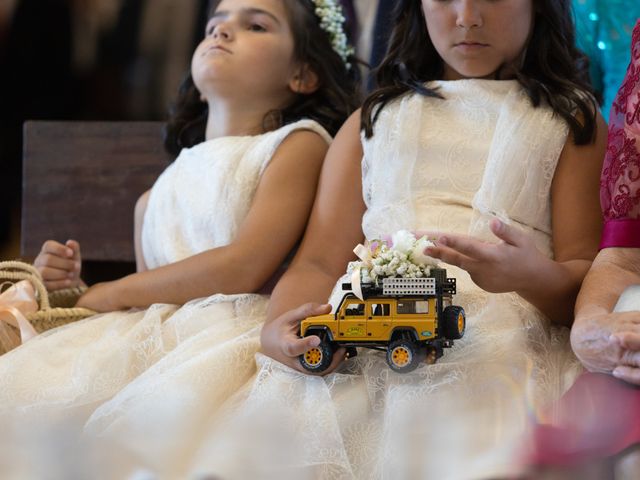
[516,257,592,326]
[265,260,342,323]
[110,245,274,308]
[576,249,640,317]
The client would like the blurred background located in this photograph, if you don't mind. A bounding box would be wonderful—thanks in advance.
[0,0,211,261]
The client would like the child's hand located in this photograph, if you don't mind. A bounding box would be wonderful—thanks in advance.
[260,303,345,375]
[33,240,84,291]
[424,218,544,294]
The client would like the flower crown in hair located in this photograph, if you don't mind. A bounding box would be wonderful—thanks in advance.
[311,0,355,68]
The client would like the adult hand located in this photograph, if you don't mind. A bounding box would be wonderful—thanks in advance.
[33,240,84,291]
[424,218,544,293]
[611,328,640,385]
[260,302,346,375]
[571,310,640,385]
[75,281,122,312]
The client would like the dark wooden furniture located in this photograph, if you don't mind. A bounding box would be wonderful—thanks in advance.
[21,121,172,282]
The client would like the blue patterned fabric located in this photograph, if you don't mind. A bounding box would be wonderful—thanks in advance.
[573,1,640,121]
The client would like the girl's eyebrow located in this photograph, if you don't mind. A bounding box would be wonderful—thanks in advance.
[211,8,282,26]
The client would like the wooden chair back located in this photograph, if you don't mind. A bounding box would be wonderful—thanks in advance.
[21,121,172,280]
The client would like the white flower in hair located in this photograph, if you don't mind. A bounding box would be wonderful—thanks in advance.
[311,0,355,68]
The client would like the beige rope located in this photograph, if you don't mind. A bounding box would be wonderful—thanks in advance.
[0,261,96,333]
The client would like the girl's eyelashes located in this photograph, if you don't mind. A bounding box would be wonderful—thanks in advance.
[248,23,267,32]
[204,14,272,37]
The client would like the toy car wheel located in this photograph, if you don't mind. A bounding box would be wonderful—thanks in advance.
[299,336,334,373]
[386,337,425,373]
[442,305,466,339]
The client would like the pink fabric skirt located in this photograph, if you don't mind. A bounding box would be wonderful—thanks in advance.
[527,372,640,466]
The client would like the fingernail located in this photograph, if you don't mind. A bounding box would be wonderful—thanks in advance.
[68,272,75,279]
[64,279,72,286]
[66,248,74,257]
[609,334,621,345]
[438,237,448,246]
[309,337,320,347]
[612,368,622,378]
[74,262,81,271]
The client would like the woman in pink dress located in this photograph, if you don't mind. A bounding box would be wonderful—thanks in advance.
[527,19,640,478]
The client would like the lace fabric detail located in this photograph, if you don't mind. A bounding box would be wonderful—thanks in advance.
[601,21,640,230]
[181,81,581,479]
[0,86,581,478]
[0,120,331,478]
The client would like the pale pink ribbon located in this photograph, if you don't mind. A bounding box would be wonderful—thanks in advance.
[351,243,373,301]
[0,280,39,351]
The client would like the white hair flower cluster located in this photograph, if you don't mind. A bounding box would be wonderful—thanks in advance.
[311,0,355,68]
[349,231,440,284]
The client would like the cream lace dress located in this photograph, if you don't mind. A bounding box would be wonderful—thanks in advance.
[0,119,331,479]
[173,80,581,480]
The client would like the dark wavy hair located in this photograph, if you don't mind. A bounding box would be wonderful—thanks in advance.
[164,0,360,156]
[362,0,599,145]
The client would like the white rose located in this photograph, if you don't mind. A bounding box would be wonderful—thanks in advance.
[411,236,439,267]
[391,230,416,255]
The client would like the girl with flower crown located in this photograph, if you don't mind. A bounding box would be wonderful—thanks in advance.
[164,0,607,478]
[0,0,358,476]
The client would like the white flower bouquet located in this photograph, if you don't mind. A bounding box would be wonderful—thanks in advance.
[348,230,440,287]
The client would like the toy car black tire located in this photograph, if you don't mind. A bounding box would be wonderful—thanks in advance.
[442,305,466,339]
[386,337,425,373]
[299,338,335,373]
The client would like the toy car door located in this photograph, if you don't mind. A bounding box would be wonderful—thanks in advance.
[338,299,366,339]
[367,301,392,340]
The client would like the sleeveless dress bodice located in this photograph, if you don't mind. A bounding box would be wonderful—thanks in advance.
[143,119,331,268]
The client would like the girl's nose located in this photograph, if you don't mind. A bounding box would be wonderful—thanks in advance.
[456,0,483,30]
[213,22,233,41]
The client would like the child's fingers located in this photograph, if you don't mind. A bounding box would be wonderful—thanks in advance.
[413,230,440,241]
[65,239,82,260]
[282,334,321,358]
[40,240,74,258]
[34,254,76,273]
[43,278,74,291]
[489,219,526,247]
[38,265,74,281]
[436,234,492,261]
[425,245,475,271]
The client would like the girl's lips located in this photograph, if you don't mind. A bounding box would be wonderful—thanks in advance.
[454,42,489,53]
[203,45,232,55]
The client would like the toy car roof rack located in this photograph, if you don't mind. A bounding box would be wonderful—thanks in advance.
[341,268,457,298]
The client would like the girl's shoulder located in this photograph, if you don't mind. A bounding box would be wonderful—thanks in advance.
[266,119,333,146]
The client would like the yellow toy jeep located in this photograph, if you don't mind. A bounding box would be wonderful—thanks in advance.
[299,268,465,373]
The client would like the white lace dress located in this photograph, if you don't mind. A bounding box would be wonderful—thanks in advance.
[0,119,331,479]
[177,81,582,480]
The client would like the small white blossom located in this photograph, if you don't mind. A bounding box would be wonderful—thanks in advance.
[311,0,355,68]
[391,230,415,255]
[411,236,438,267]
[350,230,440,283]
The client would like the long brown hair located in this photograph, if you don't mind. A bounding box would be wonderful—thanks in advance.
[361,0,598,145]
[164,0,360,156]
